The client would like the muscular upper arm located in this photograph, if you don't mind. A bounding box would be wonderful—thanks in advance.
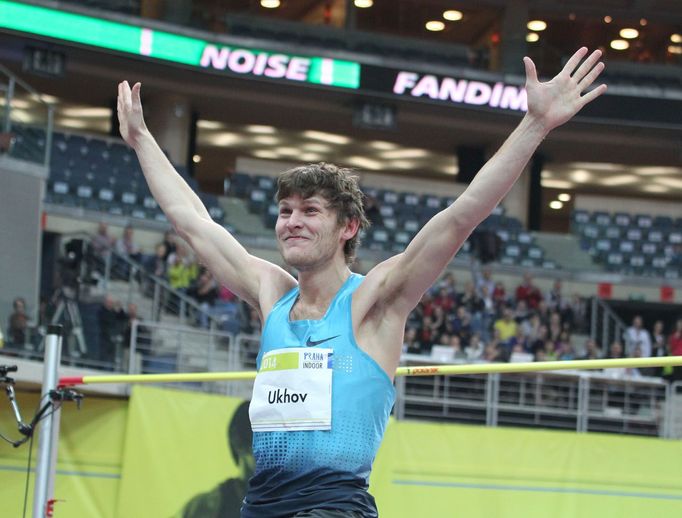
[176,211,296,317]
[359,205,471,321]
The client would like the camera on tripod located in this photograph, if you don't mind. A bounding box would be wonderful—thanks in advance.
[57,239,97,292]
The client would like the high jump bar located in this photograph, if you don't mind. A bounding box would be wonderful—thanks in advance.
[58,356,682,387]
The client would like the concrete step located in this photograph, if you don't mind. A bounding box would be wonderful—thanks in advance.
[534,232,598,272]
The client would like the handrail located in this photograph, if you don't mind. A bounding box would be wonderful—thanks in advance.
[57,231,221,326]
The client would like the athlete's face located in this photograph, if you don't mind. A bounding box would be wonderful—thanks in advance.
[275,194,354,271]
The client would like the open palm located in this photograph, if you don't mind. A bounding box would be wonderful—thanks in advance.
[524,47,607,132]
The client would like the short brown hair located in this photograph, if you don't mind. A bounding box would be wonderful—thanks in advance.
[276,162,370,264]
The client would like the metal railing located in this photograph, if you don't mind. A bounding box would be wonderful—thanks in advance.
[590,297,628,349]
[396,354,675,438]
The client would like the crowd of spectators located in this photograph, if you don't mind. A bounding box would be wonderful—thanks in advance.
[81,224,682,380]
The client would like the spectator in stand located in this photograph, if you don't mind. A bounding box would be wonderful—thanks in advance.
[483,341,505,362]
[522,313,542,342]
[557,332,575,361]
[607,340,625,359]
[466,333,485,360]
[580,338,602,360]
[402,327,422,355]
[162,230,178,263]
[91,222,115,261]
[513,299,531,325]
[433,286,456,313]
[146,243,168,278]
[529,324,549,357]
[430,305,446,337]
[534,299,551,327]
[669,319,682,382]
[541,339,558,361]
[7,297,28,346]
[548,311,563,343]
[515,272,543,310]
[507,327,529,355]
[187,270,220,328]
[492,281,507,310]
[437,272,458,299]
[115,224,143,263]
[479,283,495,342]
[459,281,484,315]
[644,320,668,377]
[476,267,495,298]
[494,306,517,343]
[167,245,199,291]
[98,295,127,364]
[546,279,564,311]
[623,315,652,358]
[448,335,466,360]
[417,314,438,353]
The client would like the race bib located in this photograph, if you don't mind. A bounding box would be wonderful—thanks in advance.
[250,348,333,432]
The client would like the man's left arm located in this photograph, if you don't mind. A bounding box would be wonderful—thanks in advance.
[369,48,607,316]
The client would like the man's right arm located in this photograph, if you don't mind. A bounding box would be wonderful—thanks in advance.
[117,81,296,315]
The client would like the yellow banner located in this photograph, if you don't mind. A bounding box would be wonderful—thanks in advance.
[116,385,248,517]
[371,420,682,518]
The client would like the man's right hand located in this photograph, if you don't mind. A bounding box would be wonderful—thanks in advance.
[117,81,148,148]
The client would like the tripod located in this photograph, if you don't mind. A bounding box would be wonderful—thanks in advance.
[50,286,87,358]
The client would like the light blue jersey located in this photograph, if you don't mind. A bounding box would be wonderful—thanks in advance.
[242,274,395,517]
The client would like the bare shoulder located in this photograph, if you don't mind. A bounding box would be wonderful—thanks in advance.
[255,258,298,320]
[353,254,406,321]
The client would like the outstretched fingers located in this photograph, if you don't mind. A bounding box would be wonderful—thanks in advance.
[578,61,605,91]
[572,49,603,84]
[561,47,588,77]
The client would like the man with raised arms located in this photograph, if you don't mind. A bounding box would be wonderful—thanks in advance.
[117,48,606,517]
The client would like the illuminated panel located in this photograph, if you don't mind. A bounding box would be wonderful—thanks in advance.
[0,0,360,89]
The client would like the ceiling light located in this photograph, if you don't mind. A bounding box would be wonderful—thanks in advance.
[253,135,280,145]
[210,132,240,146]
[58,118,88,129]
[526,33,540,43]
[192,154,201,163]
[669,45,682,55]
[197,120,223,130]
[568,13,576,21]
[10,109,33,123]
[558,193,571,202]
[549,201,563,210]
[303,130,350,145]
[274,147,300,157]
[570,169,592,183]
[442,164,458,175]
[619,28,639,39]
[389,161,417,170]
[305,143,332,152]
[600,174,639,186]
[252,149,280,159]
[260,0,280,8]
[347,156,382,170]
[381,148,429,159]
[527,20,547,31]
[639,18,647,26]
[541,170,552,178]
[443,10,463,21]
[39,94,59,104]
[300,153,323,162]
[425,21,445,32]
[634,166,681,175]
[604,16,612,24]
[369,140,398,150]
[610,39,629,50]
[569,162,622,171]
[671,34,682,43]
[655,177,682,189]
[642,184,668,193]
[5,98,31,109]
[354,0,373,7]
[246,124,276,134]
[542,179,574,189]
[61,107,111,117]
